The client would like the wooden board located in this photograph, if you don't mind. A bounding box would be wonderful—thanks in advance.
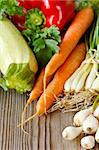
[0,89,99,150]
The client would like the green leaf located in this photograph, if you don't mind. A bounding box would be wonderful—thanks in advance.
[4,63,35,94]
[45,39,60,53]
[0,0,23,19]
[33,38,45,53]
[45,25,61,43]
[0,77,8,91]
[36,48,53,68]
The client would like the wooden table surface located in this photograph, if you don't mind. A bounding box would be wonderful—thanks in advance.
[0,88,99,150]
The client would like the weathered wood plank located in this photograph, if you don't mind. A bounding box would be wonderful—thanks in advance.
[0,89,99,150]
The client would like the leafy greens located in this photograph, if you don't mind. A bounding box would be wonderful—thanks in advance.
[0,0,23,19]
[23,9,61,68]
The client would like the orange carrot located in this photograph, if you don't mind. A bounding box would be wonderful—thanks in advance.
[43,7,94,114]
[26,68,53,105]
[20,68,53,133]
[44,7,94,80]
[27,68,45,104]
[19,43,86,128]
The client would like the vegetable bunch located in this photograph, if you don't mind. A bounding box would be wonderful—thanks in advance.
[64,16,99,93]
[62,106,99,149]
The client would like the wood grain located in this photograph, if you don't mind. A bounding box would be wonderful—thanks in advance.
[0,89,99,150]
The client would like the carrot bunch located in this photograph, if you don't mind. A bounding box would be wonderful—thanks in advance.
[19,7,94,132]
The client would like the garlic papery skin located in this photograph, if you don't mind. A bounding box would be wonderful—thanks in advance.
[93,106,99,120]
[82,114,99,134]
[81,136,95,149]
[95,128,99,143]
[62,126,82,140]
[73,107,92,126]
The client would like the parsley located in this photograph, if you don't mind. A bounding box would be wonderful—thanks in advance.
[0,0,23,19]
[23,13,61,68]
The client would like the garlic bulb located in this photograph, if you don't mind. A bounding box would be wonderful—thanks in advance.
[62,126,82,140]
[81,136,95,149]
[73,107,92,126]
[82,114,99,134]
[95,128,99,143]
[93,106,99,120]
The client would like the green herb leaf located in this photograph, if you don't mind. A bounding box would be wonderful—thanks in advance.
[0,0,23,19]
[45,39,60,53]
[23,8,61,68]
[33,38,45,53]
[44,25,61,43]
[36,48,53,68]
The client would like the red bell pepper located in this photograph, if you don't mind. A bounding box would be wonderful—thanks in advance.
[41,0,75,30]
[12,0,42,31]
[12,0,75,31]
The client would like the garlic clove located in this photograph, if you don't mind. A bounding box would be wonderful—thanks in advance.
[82,114,99,134]
[73,107,92,126]
[81,136,95,149]
[95,128,99,143]
[62,126,82,140]
[93,106,99,120]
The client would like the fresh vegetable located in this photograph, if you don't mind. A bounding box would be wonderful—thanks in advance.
[75,64,92,92]
[62,126,82,140]
[27,68,53,103]
[64,15,99,93]
[23,24,61,68]
[91,76,99,91]
[28,68,45,103]
[82,114,99,134]
[93,106,99,120]
[95,128,99,143]
[61,107,99,148]
[41,0,75,30]
[21,68,53,124]
[0,0,23,19]
[73,107,92,127]
[44,7,94,88]
[38,43,86,115]
[12,0,74,31]
[12,0,42,30]
[81,136,95,149]
[85,63,98,89]
[0,18,38,93]
[18,43,86,130]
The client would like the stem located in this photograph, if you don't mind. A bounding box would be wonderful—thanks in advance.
[92,95,99,111]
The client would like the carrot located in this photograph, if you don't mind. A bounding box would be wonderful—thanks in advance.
[18,43,86,129]
[26,68,53,105]
[21,68,53,133]
[28,68,45,104]
[43,8,94,113]
[44,7,94,80]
